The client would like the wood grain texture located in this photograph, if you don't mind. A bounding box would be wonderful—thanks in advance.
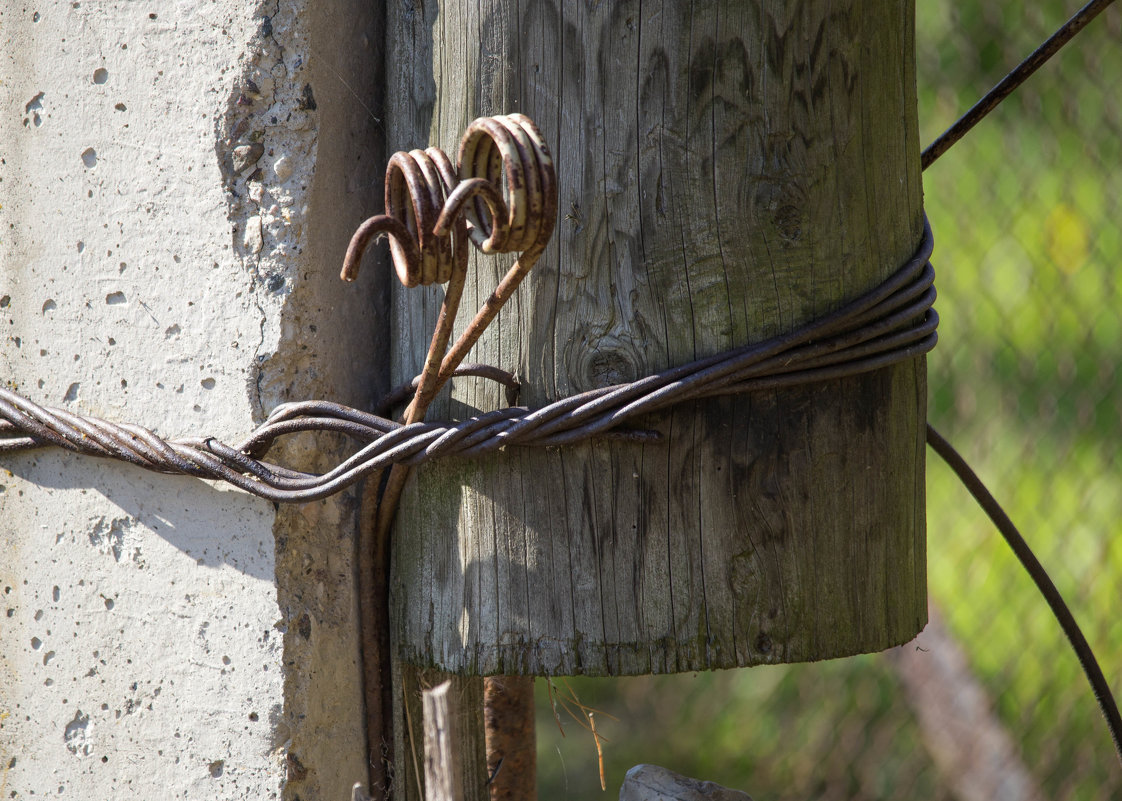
[394,666,488,801]
[422,682,466,801]
[383,0,927,677]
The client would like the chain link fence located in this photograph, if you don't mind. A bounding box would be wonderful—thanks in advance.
[537,3,1122,799]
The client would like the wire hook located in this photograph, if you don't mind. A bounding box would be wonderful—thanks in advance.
[341,114,556,422]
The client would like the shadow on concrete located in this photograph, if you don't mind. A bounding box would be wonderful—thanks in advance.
[4,450,277,582]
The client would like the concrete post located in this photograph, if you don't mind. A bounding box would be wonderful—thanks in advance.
[1,2,384,798]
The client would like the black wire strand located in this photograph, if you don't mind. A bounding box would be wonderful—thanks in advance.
[921,0,1117,169]
[925,425,1122,766]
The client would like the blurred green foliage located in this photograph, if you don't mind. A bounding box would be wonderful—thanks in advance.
[537,3,1122,799]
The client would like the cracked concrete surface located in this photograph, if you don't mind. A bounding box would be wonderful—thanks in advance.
[1,1,385,798]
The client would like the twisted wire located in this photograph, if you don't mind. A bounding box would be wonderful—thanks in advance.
[1,217,936,503]
[3,0,1119,777]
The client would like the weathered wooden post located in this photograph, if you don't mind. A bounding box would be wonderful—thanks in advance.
[379,1,924,797]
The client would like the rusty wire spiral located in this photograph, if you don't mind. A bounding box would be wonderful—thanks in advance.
[341,146,469,289]
[5,5,1122,776]
[338,115,563,793]
[341,114,556,421]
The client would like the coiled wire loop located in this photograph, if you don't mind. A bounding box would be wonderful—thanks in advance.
[340,114,557,417]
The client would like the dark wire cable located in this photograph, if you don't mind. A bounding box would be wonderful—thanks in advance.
[921,0,1117,170]
[925,424,1122,767]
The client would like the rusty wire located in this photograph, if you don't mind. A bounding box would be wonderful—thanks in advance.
[1,3,1119,790]
[341,113,557,424]
[0,109,933,506]
[3,3,1120,782]
[0,217,937,502]
[0,118,934,797]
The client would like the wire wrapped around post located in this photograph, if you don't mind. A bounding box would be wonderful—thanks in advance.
[0,227,938,500]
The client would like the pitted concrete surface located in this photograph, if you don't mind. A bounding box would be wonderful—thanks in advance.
[1,2,384,798]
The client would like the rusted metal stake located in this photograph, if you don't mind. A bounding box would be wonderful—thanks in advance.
[483,676,536,801]
[343,114,556,800]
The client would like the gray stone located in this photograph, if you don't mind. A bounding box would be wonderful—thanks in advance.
[620,764,753,801]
